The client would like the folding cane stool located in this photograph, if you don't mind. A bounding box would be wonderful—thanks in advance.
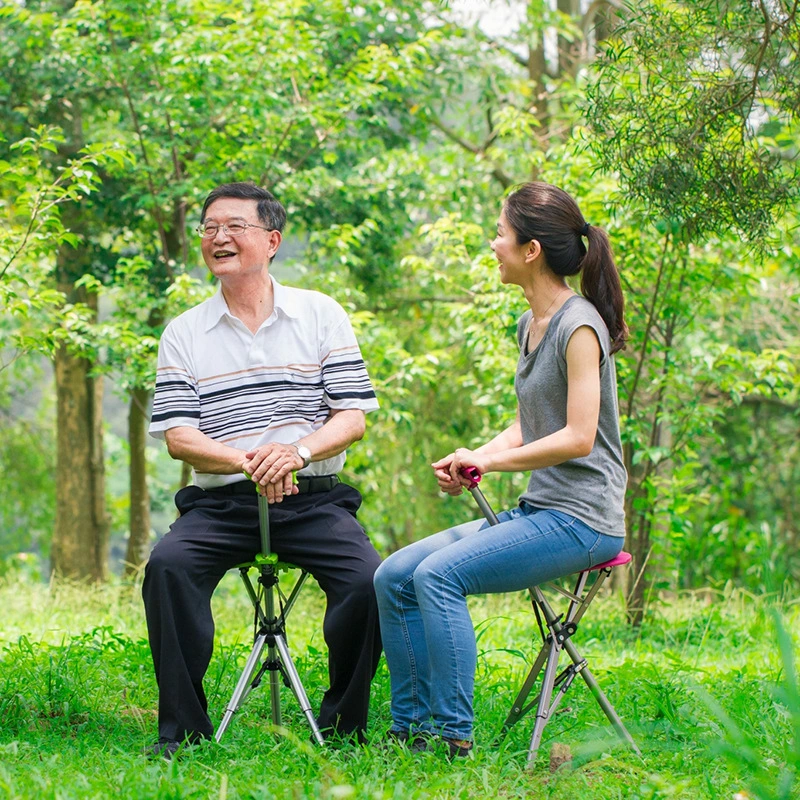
[462,468,641,766]
[215,492,325,745]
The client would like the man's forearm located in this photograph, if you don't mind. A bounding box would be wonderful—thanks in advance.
[164,427,246,474]
[297,408,366,464]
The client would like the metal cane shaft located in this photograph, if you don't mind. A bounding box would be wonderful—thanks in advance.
[468,485,501,526]
[258,493,272,555]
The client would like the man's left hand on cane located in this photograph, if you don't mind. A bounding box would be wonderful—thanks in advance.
[244,443,302,503]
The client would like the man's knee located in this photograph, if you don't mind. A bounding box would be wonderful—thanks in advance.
[345,564,379,602]
[144,535,183,576]
[142,535,199,602]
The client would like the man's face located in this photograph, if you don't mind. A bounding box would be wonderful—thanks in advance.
[200,197,281,278]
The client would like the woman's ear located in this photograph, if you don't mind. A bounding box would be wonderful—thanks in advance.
[524,239,542,263]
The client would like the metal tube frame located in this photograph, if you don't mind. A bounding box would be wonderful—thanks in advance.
[465,481,640,767]
[215,494,325,745]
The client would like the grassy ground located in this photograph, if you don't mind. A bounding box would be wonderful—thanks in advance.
[0,571,797,800]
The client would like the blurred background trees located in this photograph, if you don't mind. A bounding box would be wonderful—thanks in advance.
[1,0,797,623]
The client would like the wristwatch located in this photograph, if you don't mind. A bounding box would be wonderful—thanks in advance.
[293,443,312,469]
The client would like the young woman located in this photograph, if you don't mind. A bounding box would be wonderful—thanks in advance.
[373,182,628,758]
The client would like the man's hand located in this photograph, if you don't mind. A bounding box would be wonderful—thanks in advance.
[244,443,303,503]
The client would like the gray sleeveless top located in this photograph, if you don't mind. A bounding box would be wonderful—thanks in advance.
[515,295,627,537]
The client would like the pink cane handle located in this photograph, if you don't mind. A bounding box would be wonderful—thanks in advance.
[460,466,482,488]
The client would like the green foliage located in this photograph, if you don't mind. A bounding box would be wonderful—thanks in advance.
[585,0,800,245]
[0,126,131,359]
[0,0,798,618]
[0,354,54,566]
[695,611,800,800]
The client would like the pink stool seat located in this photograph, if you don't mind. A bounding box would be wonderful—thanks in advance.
[585,551,631,573]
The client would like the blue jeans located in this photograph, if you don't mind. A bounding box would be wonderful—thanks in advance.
[373,503,624,741]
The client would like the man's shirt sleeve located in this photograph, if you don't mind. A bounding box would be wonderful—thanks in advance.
[148,322,201,440]
[320,312,380,412]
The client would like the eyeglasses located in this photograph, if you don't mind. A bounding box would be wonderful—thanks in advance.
[195,221,273,238]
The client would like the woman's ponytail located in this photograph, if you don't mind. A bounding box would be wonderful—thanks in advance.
[579,225,628,354]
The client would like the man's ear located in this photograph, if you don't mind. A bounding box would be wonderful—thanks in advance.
[269,229,283,257]
[524,239,542,263]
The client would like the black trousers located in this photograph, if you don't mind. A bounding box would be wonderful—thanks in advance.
[142,482,382,743]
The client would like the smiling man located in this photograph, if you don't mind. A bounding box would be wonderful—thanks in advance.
[142,182,382,758]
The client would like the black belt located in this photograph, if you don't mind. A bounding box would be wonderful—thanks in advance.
[296,475,340,494]
[211,475,340,496]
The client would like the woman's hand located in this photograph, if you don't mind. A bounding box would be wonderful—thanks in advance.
[432,449,490,495]
[450,448,490,483]
[432,452,460,495]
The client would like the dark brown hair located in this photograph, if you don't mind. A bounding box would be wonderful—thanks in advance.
[201,181,287,233]
[504,182,628,353]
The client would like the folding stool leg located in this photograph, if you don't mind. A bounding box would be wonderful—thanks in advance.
[525,587,641,763]
[565,636,641,756]
[215,632,269,742]
[501,593,587,748]
[274,633,325,744]
[526,601,567,760]
[268,644,283,727]
[262,569,284,729]
[501,644,551,733]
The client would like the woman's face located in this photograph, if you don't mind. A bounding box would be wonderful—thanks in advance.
[490,208,531,286]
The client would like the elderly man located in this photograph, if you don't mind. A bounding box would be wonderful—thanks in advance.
[143,181,381,758]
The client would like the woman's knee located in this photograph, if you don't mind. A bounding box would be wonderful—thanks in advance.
[413,554,469,604]
[373,557,396,596]
[411,551,447,586]
[374,549,418,597]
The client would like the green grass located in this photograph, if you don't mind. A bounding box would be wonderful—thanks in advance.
[0,572,797,800]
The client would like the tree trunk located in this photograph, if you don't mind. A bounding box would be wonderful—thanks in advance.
[528,41,550,145]
[557,0,583,78]
[592,0,619,45]
[623,437,651,627]
[625,505,650,627]
[47,95,110,580]
[124,386,152,575]
[51,339,109,580]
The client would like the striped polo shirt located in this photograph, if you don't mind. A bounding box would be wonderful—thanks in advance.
[149,276,379,489]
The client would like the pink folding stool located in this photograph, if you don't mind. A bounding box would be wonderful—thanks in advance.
[462,468,641,766]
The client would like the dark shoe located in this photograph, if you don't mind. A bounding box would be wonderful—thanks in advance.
[412,734,473,760]
[144,739,182,760]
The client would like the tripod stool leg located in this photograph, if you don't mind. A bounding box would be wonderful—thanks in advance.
[526,628,563,764]
[274,633,325,745]
[268,639,282,728]
[563,637,642,757]
[501,644,549,734]
[215,633,269,742]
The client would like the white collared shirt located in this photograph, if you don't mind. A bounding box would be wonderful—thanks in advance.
[149,276,379,488]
